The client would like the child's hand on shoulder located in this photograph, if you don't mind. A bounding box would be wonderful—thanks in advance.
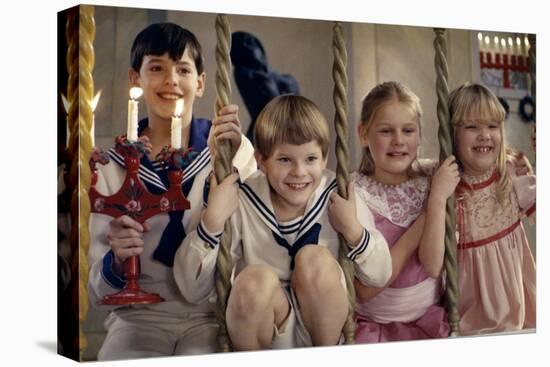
[209,104,242,152]
[328,182,364,247]
[430,155,460,204]
[202,172,240,233]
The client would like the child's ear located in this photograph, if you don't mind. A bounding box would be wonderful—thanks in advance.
[195,72,206,98]
[128,68,140,87]
[357,123,369,148]
[255,151,265,173]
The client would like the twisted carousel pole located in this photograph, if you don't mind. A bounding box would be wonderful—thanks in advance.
[433,28,459,337]
[332,22,356,344]
[213,13,234,352]
[67,5,95,359]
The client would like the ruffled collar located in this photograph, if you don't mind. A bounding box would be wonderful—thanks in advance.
[352,171,430,227]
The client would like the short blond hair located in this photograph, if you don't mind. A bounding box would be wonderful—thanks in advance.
[253,95,330,158]
[448,82,511,206]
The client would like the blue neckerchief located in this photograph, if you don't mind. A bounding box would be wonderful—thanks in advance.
[272,223,322,270]
[143,117,211,267]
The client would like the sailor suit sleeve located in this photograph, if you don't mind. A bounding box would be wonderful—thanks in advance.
[346,188,392,288]
[173,209,243,305]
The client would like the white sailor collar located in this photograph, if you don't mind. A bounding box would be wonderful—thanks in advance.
[239,169,337,241]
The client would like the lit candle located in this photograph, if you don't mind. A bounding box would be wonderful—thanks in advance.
[485,36,491,59]
[524,35,530,56]
[477,32,483,52]
[516,36,522,55]
[494,36,500,55]
[508,37,513,54]
[171,99,184,149]
[500,38,507,55]
[91,91,101,147]
[127,87,142,142]
[61,94,70,147]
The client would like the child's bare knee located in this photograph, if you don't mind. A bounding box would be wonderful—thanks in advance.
[228,265,280,319]
[292,246,340,293]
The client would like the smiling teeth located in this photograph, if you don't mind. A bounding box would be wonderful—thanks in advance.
[474,147,492,153]
[160,94,181,100]
[287,183,308,190]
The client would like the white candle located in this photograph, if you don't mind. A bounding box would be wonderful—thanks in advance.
[127,87,142,142]
[484,36,491,59]
[494,36,500,55]
[524,35,530,56]
[516,36,522,56]
[508,37,513,55]
[477,32,483,52]
[171,99,184,149]
[91,91,101,147]
[500,38,507,55]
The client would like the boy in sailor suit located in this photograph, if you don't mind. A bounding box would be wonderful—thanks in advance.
[174,95,391,350]
[87,23,256,360]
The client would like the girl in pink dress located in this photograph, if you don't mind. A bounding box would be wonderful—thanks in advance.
[352,81,460,342]
[449,83,536,335]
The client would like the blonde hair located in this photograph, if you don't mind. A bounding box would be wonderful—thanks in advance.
[253,94,330,158]
[358,81,423,176]
[448,82,511,206]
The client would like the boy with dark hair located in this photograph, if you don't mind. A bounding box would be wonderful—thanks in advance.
[88,22,256,360]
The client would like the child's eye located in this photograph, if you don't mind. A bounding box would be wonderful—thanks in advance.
[464,124,477,130]
[379,129,392,134]
[277,157,290,163]
[488,124,499,129]
[306,156,319,163]
[177,67,191,75]
[403,128,416,134]
[150,65,162,72]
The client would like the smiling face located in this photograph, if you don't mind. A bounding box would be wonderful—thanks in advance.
[454,118,502,176]
[257,141,327,221]
[129,49,205,125]
[359,100,420,185]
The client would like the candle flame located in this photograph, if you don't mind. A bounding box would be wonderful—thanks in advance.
[484,36,490,45]
[92,90,102,112]
[477,32,483,41]
[130,87,143,100]
[493,36,499,45]
[500,38,506,47]
[516,37,521,46]
[524,36,530,47]
[174,98,184,117]
[508,37,513,47]
[61,93,70,113]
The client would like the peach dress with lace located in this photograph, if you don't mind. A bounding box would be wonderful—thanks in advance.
[456,165,536,335]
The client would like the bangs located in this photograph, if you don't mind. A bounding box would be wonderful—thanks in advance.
[450,84,505,126]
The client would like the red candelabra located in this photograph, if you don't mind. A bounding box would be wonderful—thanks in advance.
[89,137,191,305]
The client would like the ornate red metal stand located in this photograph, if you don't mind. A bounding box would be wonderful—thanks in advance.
[480,51,529,89]
[89,138,190,305]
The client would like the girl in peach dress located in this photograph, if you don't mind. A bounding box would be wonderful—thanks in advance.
[449,83,536,335]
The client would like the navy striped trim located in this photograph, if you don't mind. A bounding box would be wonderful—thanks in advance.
[278,217,302,234]
[108,149,167,191]
[101,250,127,289]
[183,148,211,184]
[295,179,337,239]
[239,182,280,233]
[197,221,222,249]
[347,229,370,262]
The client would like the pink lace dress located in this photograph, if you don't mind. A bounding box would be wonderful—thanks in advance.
[352,168,449,343]
[456,166,536,335]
